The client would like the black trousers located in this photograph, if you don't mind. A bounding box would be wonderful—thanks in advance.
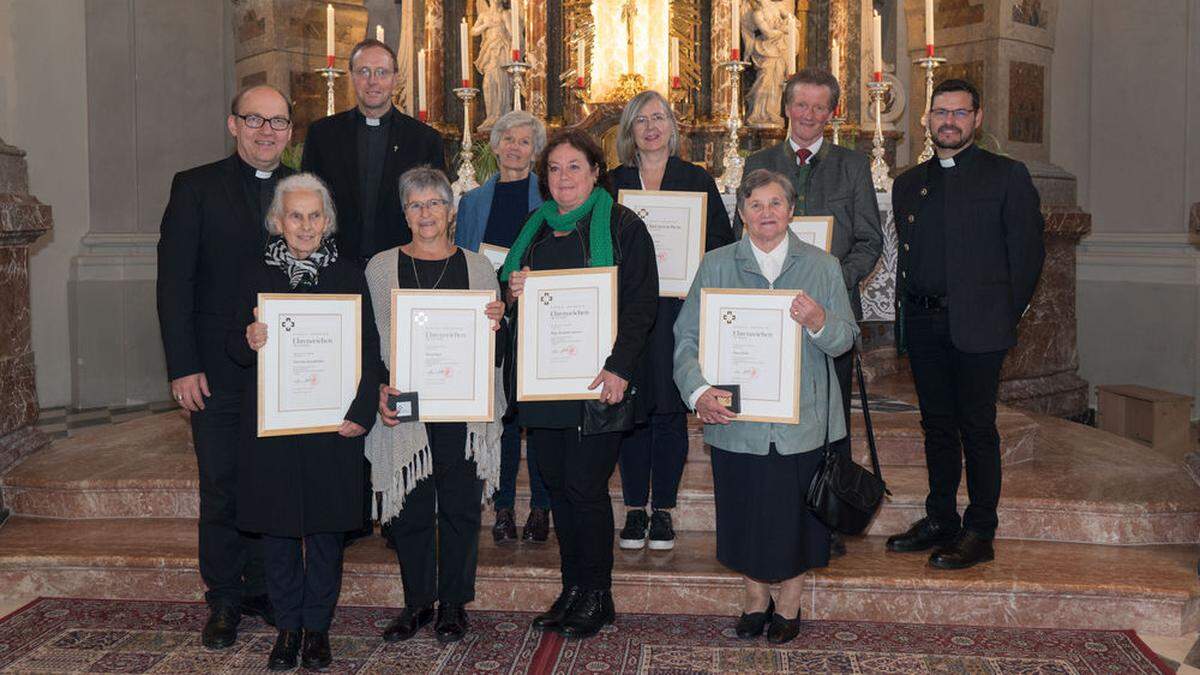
[618,412,688,510]
[388,423,483,608]
[905,309,1007,539]
[262,532,344,631]
[528,427,620,591]
[191,388,265,608]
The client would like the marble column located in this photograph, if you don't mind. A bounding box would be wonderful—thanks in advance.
[0,139,53,524]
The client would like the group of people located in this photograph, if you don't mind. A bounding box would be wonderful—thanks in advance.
[156,34,1044,672]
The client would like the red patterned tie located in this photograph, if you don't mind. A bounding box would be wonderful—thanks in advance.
[795,147,812,165]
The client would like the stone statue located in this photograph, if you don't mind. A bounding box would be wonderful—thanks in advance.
[742,0,795,127]
[472,0,513,128]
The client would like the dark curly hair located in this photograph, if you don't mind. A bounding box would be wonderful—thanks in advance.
[534,128,612,202]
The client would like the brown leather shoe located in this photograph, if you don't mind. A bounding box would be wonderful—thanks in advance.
[929,530,994,569]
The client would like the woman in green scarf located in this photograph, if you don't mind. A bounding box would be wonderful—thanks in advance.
[502,129,659,639]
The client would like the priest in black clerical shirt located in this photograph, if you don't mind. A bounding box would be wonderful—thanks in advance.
[302,38,447,264]
[156,84,296,650]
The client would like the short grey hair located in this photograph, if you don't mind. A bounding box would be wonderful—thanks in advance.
[736,169,796,215]
[616,90,679,166]
[266,172,337,236]
[398,165,454,207]
[489,110,547,159]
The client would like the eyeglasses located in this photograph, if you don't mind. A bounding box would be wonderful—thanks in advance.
[743,198,790,214]
[633,113,670,126]
[234,114,292,131]
[788,102,831,116]
[930,108,976,121]
[404,198,449,213]
[353,66,396,80]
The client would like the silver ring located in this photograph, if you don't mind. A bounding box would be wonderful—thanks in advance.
[175,394,182,401]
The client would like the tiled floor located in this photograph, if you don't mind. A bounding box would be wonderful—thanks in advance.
[34,400,180,440]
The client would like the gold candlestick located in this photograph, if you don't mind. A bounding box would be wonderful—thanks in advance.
[451,87,481,197]
[866,80,893,193]
[718,59,750,195]
[913,55,947,164]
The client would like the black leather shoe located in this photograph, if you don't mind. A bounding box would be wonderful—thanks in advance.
[886,517,960,553]
[929,530,995,570]
[300,630,332,671]
[531,586,584,631]
[201,605,241,649]
[435,604,468,643]
[522,508,550,543]
[381,606,434,642]
[493,508,518,543]
[766,611,802,644]
[267,629,301,671]
[734,598,774,639]
[830,532,847,558]
[240,593,276,627]
[558,590,615,639]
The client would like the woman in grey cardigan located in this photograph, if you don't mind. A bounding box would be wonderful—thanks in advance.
[365,167,507,644]
[672,169,858,645]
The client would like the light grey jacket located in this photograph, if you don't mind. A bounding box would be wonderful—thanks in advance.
[672,233,858,455]
[738,140,883,320]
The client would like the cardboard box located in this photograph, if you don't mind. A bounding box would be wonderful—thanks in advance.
[1096,384,1193,450]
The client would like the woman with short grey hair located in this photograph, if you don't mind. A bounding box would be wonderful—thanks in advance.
[610,91,735,553]
[365,166,508,644]
[265,173,339,236]
[454,111,553,546]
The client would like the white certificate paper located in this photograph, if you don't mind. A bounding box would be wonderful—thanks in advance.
[518,267,618,401]
[618,189,707,297]
[699,288,801,424]
[789,216,834,252]
[478,243,510,272]
[392,290,496,421]
[257,294,362,437]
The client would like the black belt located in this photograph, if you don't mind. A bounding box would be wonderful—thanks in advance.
[903,292,948,311]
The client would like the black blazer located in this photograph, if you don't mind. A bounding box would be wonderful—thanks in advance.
[301,107,447,259]
[610,156,736,253]
[226,257,382,537]
[893,144,1046,354]
[156,153,295,390]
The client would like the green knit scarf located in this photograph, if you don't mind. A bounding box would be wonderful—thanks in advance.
[499,187,614,281]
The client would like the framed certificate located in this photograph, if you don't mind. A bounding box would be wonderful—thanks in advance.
[257,293,362,437]
[789,216,834,252]
[618,189,707,297]
[478,243,509,272]
[517,267,618,401]
[391,289,496,422]
[698,288,802,424]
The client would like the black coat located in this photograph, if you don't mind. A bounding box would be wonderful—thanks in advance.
[226,256,383,537]
[301,108,447,260]
[893,144,1046,353]
[156,154,295,391]
[610,157,736,413]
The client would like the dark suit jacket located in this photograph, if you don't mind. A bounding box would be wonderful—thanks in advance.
[740,139,883,320]
[893,144,1046,354]
[611,156,736,253]
[301,107,446,260]
[156,153,295,391]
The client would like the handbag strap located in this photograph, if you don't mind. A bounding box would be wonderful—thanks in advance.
[853,350,890,495]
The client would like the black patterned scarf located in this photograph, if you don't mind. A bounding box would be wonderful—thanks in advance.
[264,235,339,289]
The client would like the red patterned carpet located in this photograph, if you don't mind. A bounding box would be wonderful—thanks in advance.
[0,598,1172,673]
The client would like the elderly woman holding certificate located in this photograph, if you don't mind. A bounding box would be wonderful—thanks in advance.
[503,129,658,639]
[367,167,507,645]
[610,90,734,552]
[228,173,382,672]
[672,168,858,645]
[454,110,553,545]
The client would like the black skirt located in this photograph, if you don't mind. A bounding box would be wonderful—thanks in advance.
[710,445,830,582]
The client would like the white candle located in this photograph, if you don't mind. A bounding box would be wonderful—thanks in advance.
[925,0,935,54]
[787,20,797,74]
[872,9,882,81]
[670,37,680,84]
[577,38,585,87]
[460,18,471,86]
[831,37,840,114]
[326,4,335,67]
[417,48,427,118]
[511,0,521,62]
[376,24,384,43]
[730,0,740,60]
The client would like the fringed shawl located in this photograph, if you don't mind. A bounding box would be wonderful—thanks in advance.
[363,246,507,521]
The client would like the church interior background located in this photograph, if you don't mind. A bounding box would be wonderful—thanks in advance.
[2,0,1200,669]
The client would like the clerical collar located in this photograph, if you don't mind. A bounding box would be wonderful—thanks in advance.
[236,155,277,180]
[788,136,823,163]
[358,107,393,127]
[937,142,978,169]
[938,157,955,168]
[255,169,273,179]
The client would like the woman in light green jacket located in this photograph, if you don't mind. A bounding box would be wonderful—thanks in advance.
[672,168,858,644]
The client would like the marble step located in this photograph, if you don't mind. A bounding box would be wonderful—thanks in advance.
[0,515,1195,636]
[4,414,1197,545]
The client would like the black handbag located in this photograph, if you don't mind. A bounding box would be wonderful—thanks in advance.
[806,350,890,535]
